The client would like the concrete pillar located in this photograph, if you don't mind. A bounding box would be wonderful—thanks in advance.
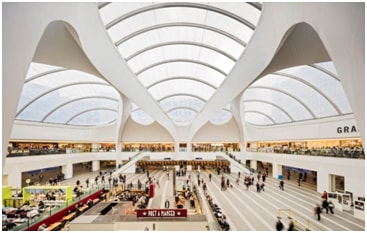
[175,142,180,153]
[62,163,73,179]
[250,160,257,170]
[115,159,121,169]
[272,163,282,179]
[91,143,99,152]
[92,160,100,172]
[317,169,329,193]
[7,166,22,189]
[187,142,192,153]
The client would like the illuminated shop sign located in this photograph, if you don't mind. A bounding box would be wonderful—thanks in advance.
[136,209,187,218]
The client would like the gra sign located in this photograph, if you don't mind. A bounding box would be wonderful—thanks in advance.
[337,125,358,134]
[136,209,187,218]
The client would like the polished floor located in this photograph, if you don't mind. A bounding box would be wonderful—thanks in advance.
[58,166,365,231]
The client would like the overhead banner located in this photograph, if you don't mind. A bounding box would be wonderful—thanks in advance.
[136,209,187,218]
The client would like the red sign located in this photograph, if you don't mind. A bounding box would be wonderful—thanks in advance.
[136,209,187,218]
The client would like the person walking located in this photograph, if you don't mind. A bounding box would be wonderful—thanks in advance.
[256,182,261,192]
[288,219,295,231]
[297,177,301,186]
[279,180,284,190]
[314,204,322,221]
[321,190,328,200]
[321,199,329,213]
[328,201,335,214]
[262,172,266,182]
[209,173,212,182]
[86,178,89,188]
[275,219,284,231]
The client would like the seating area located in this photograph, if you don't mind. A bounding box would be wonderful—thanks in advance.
[174,190,202,214]
[204,191,230,231]
[40,197,101,231]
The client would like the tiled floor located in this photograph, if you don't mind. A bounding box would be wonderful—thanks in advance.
[59,167,365,231]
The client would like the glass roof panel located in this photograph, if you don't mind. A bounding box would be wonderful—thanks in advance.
[25,63,61,78]
[253,74,338,117]
[210,109,233,125]
[130,108,155,125]
[244,102,290,124]
[168,109,197,124]
[44,98,118,124]
[68,110,117,126]
[138,61,225,88]
[100,2,261,125]
[118,26,244,60]
[160,95,205,112]
[245,112,274,125]
[99,2,152,25]
[204,7,254,43]
[16,63,120,126]
[281,63,351,114]
[209,2,261,26]
[243,88,313,121]
[149,79,215,101]
[243,61,352,126]
[128,44,234,75]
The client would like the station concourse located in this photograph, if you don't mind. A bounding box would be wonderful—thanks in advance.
[2,2,365,231]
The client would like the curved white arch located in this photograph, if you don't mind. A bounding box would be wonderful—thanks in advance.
[115,22,247,47]
[25,68,68,83]
[125,41,237,62]
[106,2,256,30]
[136,58,228,76]
[157,93,207,104]
[146,76,218,90]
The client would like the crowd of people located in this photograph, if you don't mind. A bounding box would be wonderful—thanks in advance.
[256,144,364,158]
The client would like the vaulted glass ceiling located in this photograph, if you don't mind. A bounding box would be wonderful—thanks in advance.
[15,3,353,128]
[98,2,262,125]
[243,61,352,126]
[16,63,121,126]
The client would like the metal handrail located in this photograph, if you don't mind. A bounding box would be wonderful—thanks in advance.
[277,208,327,231]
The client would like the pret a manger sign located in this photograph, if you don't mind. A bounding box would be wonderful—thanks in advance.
[136,209,187,218]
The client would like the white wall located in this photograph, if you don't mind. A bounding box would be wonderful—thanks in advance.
[245,115,360,142]
[192,118,240,142]
[237,152,364,198]
[122,118,174,142]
